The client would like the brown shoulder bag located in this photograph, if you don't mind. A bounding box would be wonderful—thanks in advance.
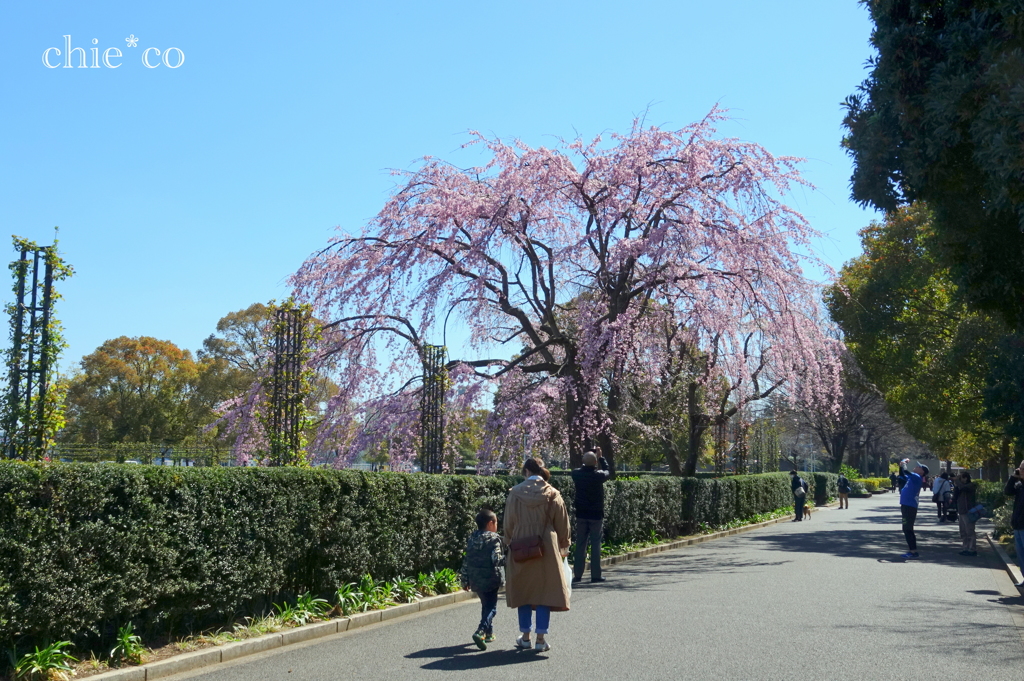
[509,535,543,563]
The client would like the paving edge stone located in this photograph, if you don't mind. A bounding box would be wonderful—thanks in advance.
[83,511,807,681]
[88,667,146,681]
[985,533,1023,587]
[220,633,283,662]
[145,648,222,679]
[280,620,338,645]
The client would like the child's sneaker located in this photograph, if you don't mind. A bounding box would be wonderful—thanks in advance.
[483,633,496,643]
[472,630,486,650]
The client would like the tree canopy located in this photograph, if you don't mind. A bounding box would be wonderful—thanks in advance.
[826,204,1017,466]
[842,0,1024,328]
[292,111,842,470]
[61,336,212,444]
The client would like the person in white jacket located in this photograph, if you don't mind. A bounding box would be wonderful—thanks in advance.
[932,472,952,523]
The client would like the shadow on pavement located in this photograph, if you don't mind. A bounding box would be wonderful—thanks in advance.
[745,525,1003,571]
[406,643,547,670]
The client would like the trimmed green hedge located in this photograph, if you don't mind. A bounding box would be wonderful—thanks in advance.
[809,472,839,506]
[0,462,794,650]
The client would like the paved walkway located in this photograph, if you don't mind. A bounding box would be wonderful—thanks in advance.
[166,494,1024,681]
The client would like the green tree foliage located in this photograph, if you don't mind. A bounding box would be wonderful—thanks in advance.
[60,336,234,445]
[826,205,1016,465]
[199,302,272,376]
[842,1,1024,328]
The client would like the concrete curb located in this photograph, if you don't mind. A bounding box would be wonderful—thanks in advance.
[984,532,1023,587]
[83,591,475,681]
[84,506,824,680]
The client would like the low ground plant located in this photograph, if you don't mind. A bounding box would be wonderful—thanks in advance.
[415,572,437,597]
[334,583,361,616]
[391,577,418,604]
[109,623,145,666]
[432,568,460,594]
[14,641,77,681]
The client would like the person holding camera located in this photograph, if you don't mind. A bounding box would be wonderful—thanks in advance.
[1005,460,1024,586]
[898,458,927,559]
[952,471,978,556]
[571,447,611,583]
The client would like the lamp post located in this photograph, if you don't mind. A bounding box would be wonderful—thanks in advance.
[858,425,868,478]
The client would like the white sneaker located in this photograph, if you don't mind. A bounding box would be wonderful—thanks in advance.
[515,636,531,649]
[534,640,551,652]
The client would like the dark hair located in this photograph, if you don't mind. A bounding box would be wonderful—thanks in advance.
[475,508,497,530]
[523,457,550,481]
[959,471,971,482]
[940,471,950,479]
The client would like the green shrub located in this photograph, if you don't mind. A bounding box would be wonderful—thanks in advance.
[992,504,1013,541]
[855,478,890,493]
[975,480,1008,512]
[682,473,791,529]
[809,472,839,505]
[0,461,794,657]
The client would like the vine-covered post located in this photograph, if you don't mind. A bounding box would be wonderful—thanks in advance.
[266,302,316,466]
[2,236,72,459]
[420,344,446,473]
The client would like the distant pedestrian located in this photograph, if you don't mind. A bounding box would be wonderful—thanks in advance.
[459,509,505,650]
[790,470,808,521]
[898,458,927,559]
[503,457,571,652]
[932,472,952,523]
[889,472,898,492]
[570,447,611,583]
[1005,459,1024,587]
[837,473,851,509]
[952,472,978,556]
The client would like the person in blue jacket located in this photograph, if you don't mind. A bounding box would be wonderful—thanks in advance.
[898,458,928,559]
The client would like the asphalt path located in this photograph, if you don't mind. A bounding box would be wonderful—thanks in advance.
[167,493,1024,681]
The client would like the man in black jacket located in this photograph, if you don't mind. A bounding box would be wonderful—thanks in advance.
[571,447,611,583]
[1006,460,1024,587]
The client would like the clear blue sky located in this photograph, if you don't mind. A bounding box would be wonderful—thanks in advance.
[0,0,879,370]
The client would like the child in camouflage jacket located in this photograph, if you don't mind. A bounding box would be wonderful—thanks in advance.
[459,509,505,649]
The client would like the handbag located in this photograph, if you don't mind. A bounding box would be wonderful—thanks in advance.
[509,535,543,563]
[966,503,984,524]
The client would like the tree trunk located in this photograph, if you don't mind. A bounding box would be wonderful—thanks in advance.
[664,436,683,476]
[830,433,847,473]
[682,382,710,477]
[999,438,1011,481]
[982,457,996,482]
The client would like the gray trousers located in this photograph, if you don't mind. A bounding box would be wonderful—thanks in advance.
[957,515,977,552]
[573,518,603,580]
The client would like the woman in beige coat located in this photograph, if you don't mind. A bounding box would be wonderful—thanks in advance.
[503,457,571,652]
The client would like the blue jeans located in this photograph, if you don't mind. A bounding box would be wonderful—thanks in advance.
[518,605,550,634]
[477,589,498,635]
[573,518,603,580]
[1015,530,1024,575]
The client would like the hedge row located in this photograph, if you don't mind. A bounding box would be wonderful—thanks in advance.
[0,462,805,648]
